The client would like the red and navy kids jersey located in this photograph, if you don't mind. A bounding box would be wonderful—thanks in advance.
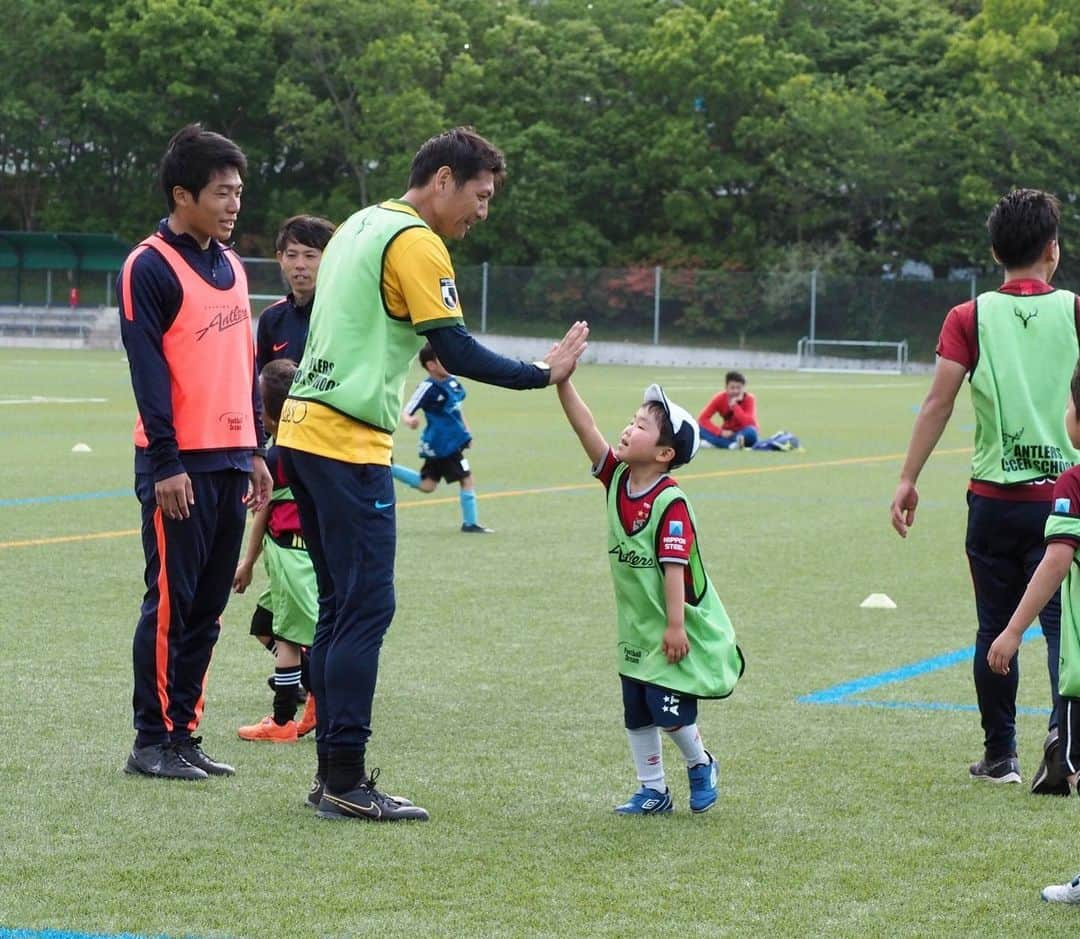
[266,445,302,541]
[594,448,695,574]
[256,294,313,374]
[1048,466,1080,551]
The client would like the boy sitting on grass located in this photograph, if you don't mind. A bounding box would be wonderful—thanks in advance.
[697,370,759,449]
[556,378,744,814]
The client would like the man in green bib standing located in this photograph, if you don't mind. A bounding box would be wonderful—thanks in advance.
[891,188,1080,794]
[277,127,588,821]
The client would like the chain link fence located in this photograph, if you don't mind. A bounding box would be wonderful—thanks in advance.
[8,257,1080,365]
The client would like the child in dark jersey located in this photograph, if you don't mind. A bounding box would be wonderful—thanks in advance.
[392,342,493,532]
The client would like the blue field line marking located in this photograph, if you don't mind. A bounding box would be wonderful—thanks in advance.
[0,489,129,508]
[809,699,1051,715]
[799,627,1052,714]
[0,930,174,939]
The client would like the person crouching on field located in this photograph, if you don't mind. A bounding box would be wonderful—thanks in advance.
[556,379,744,813]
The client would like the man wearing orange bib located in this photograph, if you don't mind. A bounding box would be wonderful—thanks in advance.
[118,124,272,781]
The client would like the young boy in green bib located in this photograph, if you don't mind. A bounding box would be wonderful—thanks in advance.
[988,361,1080,901]
[233,359,318,742]
[557,379,744,814]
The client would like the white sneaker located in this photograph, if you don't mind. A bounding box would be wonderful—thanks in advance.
[1041,874,1080,903]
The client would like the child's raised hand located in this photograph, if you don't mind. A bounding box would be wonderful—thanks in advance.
[662,625,690,663]
[987,631,1020,675]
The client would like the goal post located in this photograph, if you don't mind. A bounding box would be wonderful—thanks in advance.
[796,337,909,374]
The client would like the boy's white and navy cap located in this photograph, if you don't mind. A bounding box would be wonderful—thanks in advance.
[643,383,700,468]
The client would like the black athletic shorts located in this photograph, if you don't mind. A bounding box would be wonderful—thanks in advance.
[420,451,471,484]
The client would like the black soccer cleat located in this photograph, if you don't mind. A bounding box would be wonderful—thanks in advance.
[461,523,494,534]
[969,754,1021,784]
[124,743,208,781]
[306,773,324,809]
[316,769,427,822]
[1032,729,1071,796]
[173,737,235,777]
[306,772,415,810]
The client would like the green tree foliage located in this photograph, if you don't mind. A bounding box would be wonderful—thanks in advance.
[3,0,1080,280]
[268,0,468,230]
[76,0,278,244]
[0,0,97,229]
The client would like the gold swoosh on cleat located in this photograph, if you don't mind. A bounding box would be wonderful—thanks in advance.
[324,793,381,819]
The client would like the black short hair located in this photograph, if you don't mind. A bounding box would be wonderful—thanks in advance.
[725,371,746,385]
[275,215,336,254]
[407,127,506,191]
[418,341,437,368]
[986,188,1060,269]
[159,123,247,212]
[259,359,297,423]
[643,400,677,468]
[1071,359,1080,416]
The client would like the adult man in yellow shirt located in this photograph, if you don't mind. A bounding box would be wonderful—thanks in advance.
[278,127,588,821]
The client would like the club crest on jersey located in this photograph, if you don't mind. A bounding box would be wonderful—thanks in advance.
[631,499,651,533]
[440,278,458,310]
[1056,497,1072,514]
[668,520,683,537]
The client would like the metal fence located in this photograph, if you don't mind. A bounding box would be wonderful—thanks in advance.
[10,258,1078,365]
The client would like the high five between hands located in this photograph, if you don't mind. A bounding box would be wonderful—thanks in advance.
[543,321,589,383]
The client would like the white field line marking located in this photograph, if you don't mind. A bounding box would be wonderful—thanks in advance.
[0,446,973,550]
[0,396,109,405]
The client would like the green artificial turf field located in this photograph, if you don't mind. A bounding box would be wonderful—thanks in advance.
[2,348,1077,938]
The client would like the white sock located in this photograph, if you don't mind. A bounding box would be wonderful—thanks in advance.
[626,726,665,792]
[665,724,709,767]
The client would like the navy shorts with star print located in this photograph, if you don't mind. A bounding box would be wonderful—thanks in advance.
[621,676,699,729]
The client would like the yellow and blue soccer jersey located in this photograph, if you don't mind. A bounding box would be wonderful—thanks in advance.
[277,200,464,466]
[405,375,471,458]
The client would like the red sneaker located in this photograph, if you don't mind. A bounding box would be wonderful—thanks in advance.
[297,695,317,738]
[237,715,298,743]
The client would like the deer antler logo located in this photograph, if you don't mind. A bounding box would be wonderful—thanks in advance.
[1002,427,1024,449]
[1014,307,1038,328]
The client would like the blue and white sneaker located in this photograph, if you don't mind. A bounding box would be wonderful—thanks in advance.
[1042,873,1080,903]
[614,786,673,815]
[687,751,718,813]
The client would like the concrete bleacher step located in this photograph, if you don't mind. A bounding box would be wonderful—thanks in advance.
[0,304,121,349]
[87,306,122,349]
